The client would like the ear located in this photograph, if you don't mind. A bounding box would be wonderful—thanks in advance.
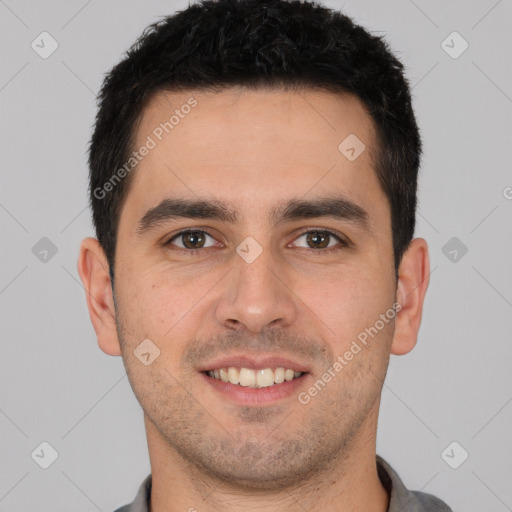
[391,238,430,356]
[77,237,122,356]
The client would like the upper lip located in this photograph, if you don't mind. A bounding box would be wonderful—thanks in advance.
[197,354,311,373]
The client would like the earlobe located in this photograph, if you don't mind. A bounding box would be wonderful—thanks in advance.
[390,238,430,356]
[77,237,122,356]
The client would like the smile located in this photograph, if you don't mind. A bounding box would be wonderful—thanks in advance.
[204,367,306,388]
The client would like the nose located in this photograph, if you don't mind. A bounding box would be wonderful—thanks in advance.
[215,244,298,334]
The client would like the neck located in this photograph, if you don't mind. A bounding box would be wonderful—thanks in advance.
[145,409,389,512]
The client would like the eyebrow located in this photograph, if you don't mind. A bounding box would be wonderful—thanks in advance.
[136,195,370,235]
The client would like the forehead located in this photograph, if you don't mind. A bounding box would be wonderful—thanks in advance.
[136,86,376,155]
[124,86,386,229]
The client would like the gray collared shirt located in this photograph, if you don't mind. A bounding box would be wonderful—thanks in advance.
[113,455,453,512]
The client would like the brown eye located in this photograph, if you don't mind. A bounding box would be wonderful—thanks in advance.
[293,230,347,250]
[166,230,217,250]
[306,231,330,249]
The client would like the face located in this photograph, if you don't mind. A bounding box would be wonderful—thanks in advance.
[86,87,414,489]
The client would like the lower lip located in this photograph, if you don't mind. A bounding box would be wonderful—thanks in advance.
[200,372,309,406]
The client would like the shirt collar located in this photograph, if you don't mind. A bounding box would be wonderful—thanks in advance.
[376,455,452,511]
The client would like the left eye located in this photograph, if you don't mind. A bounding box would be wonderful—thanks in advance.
[292,230,346,250]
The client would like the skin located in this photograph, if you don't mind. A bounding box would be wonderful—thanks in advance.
[78,87,429,512]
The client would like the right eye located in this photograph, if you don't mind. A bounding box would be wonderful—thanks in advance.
[164,229,220,252]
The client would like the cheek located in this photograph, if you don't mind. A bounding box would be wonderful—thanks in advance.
[116,263,221,344]
[115,277,196,383]
[298,263,395,347]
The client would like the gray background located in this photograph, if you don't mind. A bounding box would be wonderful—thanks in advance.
[0,0,511,510]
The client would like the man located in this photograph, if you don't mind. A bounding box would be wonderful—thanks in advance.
[77,0,453,510]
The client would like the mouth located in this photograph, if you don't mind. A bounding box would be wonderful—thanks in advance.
[198,355,311,405]
[203,366,307,389]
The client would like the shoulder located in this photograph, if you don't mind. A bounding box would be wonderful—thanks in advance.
[410,489,454,511]
[111,474,152,512]
[377,455,453,512]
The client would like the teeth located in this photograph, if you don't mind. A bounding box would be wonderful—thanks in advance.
[239,367,256,387]
[274,367,285,383]
[227,367,240,384]
[256,368,274,388]
[206,366,304,388]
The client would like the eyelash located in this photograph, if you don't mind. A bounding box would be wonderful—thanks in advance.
[163,228,350,255]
